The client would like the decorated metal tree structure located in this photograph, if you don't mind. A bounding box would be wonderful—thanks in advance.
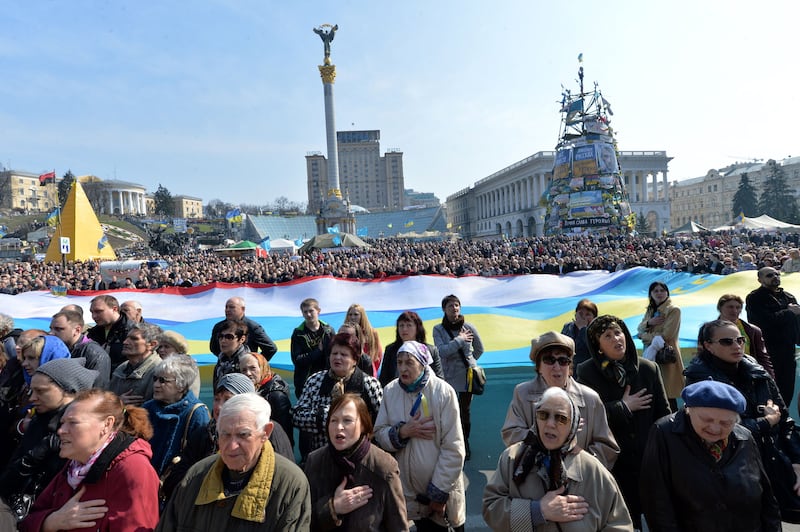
[544,58,634,235]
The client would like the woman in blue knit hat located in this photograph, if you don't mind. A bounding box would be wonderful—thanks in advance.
[641,379,781,531]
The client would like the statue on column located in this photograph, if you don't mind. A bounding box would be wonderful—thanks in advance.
[314,23,338,62]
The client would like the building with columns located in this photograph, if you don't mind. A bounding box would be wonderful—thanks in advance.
[79,176,147,215]
[446,150,672,238]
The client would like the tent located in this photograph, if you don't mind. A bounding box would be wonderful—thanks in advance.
[668,220,710,234]
[269,238,298,253]
[740,214,800,232]
[45,181,116,262]
[299,233,369,253]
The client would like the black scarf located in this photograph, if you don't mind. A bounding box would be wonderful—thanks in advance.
[328,434,371,486]
[441,315,465,333]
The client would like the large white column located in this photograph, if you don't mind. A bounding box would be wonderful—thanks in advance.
[662,170,669,201]
[650,172,658,201]
[639,172,647,203]
[107,190,113,214]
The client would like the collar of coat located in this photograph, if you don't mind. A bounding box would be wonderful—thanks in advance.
[194,440,276,523]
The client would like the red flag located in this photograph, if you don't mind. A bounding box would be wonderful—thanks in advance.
[38,171,56,186]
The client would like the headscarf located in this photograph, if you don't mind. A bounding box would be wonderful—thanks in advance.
[247,352,272,389]
[22,335,71,385]
[512,388,581,489]
[398,341,433,367]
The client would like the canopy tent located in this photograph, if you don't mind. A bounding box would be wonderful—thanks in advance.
[299,232,369,253]
[45,181,116,262]
[740,214,800,232]
[269,238,299,253]
[668,220,710,234]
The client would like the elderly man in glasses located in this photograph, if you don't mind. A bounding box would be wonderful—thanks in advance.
[500,331,619,469]
[746,266,800,406]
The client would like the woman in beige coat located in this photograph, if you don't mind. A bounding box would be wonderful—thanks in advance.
[483,387,632,532]
[637,281,684,411]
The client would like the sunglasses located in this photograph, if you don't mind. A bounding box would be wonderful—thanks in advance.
[218,333,238,341]
[541,355,572,367]
[710,336,746,346]
[152,376,175,384]
[535,410,570,426]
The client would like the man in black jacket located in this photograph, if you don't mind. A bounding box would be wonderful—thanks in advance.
[746,266,800,404]
[208,297,277,360]
[87,295,133,372]
[50,310,111,388]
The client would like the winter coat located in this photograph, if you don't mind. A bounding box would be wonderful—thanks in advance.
[576,320,670,524]
[20,434,159,532]
[500,375,619,470]
[291,320,335,399]
[379,341,444,387]
[257,373,294,447]
[432,322,484,393]
[738,318,777,379]
[87,312,133,371]
[109,353,162,402]
[640,409,781,532]
[483,445,633,532]
[70,334,112,388]
[746,285,799,367]
[209,316,278,360]
[143,390,210,475]
[374,373,466,527]
[637,298,684,399]
[156,442,311,532]
[0,404,67,501]
[305,443,408,531]
[293,368,383,454]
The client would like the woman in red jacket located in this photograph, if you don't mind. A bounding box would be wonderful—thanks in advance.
[20,389,159,532]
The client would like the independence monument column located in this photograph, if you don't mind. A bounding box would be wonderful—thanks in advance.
[313,23,355,235]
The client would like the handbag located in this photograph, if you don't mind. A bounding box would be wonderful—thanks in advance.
[158,402,207,507]
[655,343,677,364]
[445,326,487,395]
[466,365,486,395]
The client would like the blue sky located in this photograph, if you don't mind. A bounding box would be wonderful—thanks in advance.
[1,1,797,207]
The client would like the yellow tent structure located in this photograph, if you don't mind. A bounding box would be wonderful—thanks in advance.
[45,181,116,262]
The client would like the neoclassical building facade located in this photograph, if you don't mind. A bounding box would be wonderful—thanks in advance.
[79,176,147,215]
[446,150,672,238]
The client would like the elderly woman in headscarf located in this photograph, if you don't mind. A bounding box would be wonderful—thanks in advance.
[375,340,466,532]
[576,315,669,530]
[483,387,632,531]
[501,332,619,470]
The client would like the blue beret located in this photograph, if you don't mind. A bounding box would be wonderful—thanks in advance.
[681,380,746,414]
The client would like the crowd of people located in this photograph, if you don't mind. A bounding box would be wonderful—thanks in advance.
[1,237,800,529]
[0,231,800,294]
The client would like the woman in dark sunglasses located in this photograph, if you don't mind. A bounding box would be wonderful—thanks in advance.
[685,319,800,523]
[484,387,633,531]
[500,331,619,470]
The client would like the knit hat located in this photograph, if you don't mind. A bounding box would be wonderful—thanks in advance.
[159,330,188,354]
[216,372,255,395]
[530,331,575,363]
[682,380,746,414]
[398,340,433,366]
[36,357,98,393]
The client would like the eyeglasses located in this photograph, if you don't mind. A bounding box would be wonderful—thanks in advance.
[218,333,238,341]
[152,376,176,384]
[710,336,746,346]
[535,410,570,425]
[540,355,572,367]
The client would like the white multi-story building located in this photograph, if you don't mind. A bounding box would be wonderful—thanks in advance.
[80,176,148,215]
[446,150,672,238]
[670,156,800,229]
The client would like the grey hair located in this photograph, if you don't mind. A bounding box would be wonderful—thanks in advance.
[536,386,572,410]
[154,355,198,394]
[0,313,13,337]
[129,322,162,344]
[218,393,271,430]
